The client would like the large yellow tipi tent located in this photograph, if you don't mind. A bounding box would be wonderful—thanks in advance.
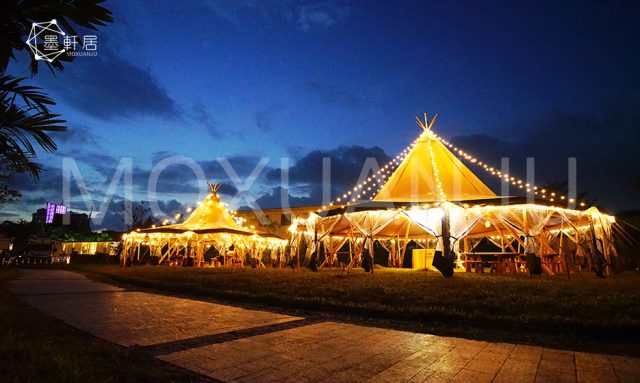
[291,114,617,278]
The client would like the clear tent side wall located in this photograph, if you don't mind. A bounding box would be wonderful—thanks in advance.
[121,231,288,267]
[290,202,617,275]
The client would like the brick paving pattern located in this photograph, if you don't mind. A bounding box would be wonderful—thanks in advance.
[10,270,640,382]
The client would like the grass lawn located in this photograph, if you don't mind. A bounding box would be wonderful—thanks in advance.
[0,268,209,383]
[76,264,640,355]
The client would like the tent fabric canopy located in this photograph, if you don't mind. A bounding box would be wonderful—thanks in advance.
[137,185,280,240]
[373,130,496,202]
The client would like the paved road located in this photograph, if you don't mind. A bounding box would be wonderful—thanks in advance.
[9,270,640,382]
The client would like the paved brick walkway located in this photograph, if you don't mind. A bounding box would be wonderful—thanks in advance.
[9,270,640,382]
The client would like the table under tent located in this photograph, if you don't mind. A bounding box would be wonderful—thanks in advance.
[121,183,287,267]
[290,115,617,277]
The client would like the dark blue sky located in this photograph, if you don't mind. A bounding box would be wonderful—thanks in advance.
[4,1,640,228]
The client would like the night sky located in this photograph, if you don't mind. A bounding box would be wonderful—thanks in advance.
[4,1,640,229]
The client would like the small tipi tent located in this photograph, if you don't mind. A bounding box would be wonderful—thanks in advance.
[122,182,286,266]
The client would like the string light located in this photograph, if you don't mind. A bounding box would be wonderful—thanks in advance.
[435,135,585,209]
[322,117,587,211]
[322,137,419,210]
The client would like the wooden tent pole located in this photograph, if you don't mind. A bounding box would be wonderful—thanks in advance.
[399,222,411,267]
[296,233,301,268]
[538,230,556,255]
[588,217,604,277]
[343,227,354,276]
[492,223,517,253]
[462,237,471,272]
[495,220,526,249]
[319,236,330,269]
[348,226,353,263]
[539,230,555,275]
[440,207,454,277]
[559,221,571,280]
[490,213,523,250]
[598,217,611,274]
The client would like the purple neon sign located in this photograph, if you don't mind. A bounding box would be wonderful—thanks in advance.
[45,202,67,224]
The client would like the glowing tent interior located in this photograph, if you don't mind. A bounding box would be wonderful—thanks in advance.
[290,114,617,277]
[121,182,287,267]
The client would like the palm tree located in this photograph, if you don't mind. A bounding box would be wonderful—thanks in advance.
[0,0,112,207]
[0,75,65,178]
[0,0,113,75]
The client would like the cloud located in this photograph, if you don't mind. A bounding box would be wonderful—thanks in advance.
[303,81,361,108]
[191,101,220,138]
[201,0,266,25]
[254,103,283,132]
[285,145,308,160]
[51,127,100,147]
[250,186,320,210]
[202,1,350,31]
[47,45,180,121]
[9,166,63,194]
[254,110,273,131]
[122,154,266,197]
[449,93,640,211]
[91,198,188,231]
[202,155,274,179]
[69,152,123,179]
[251,145,390,209]
[4,150,266,229]
[296,2,350,31]
[267,145,389,187]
